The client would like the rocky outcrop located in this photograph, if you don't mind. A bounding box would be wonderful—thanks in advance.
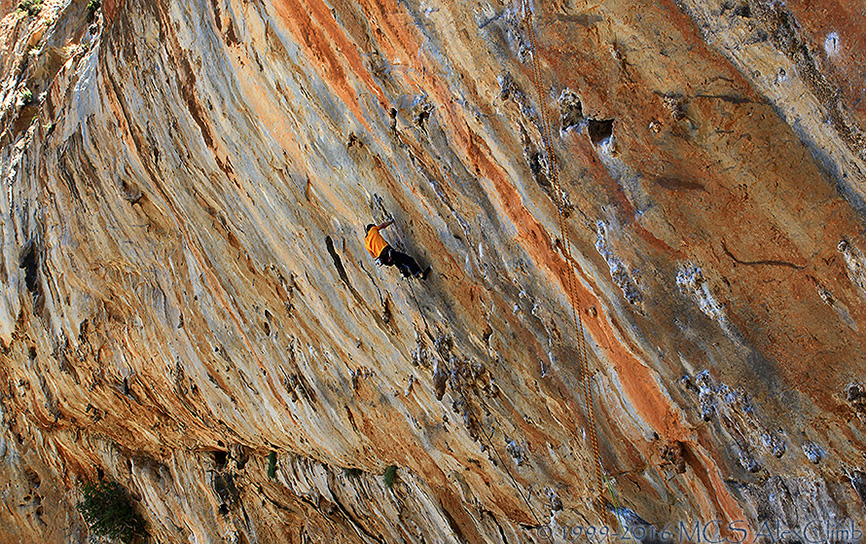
[1,0,865,541]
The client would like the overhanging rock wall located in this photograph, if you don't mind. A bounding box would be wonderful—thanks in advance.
[1,0,865,541]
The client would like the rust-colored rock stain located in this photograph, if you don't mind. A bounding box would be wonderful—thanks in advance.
[1,0,865,541]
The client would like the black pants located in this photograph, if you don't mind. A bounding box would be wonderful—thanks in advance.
[381,246,422,277]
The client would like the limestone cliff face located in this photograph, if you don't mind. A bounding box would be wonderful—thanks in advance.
[1,0,865,541]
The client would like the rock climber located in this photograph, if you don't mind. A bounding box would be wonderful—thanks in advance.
[364,219,430,279]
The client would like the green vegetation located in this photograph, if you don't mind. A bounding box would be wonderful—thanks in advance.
[20,88,33,105]
[342,467,363,478]
[17,0,42,16]
[382,465,398,489]
[267,451,277,479]
[86,0,100,20]
[76,480,147,544]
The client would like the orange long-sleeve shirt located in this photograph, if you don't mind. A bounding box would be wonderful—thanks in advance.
[364,227,389,259]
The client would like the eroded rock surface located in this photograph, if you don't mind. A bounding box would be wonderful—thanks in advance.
[1,0,865,541]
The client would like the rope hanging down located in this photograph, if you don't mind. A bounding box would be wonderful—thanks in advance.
[520,0,612,513]
[377,9,620,524]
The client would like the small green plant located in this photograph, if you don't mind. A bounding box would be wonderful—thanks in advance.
[86,0,100,20]
[17,0,42,16]
[382,465,398,489]
[19,88,33,105]
[77,480,146,544]
[343,467,363,478]
[267,451,277,479]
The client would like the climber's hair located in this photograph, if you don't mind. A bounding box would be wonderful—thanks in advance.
[365,224,375,235]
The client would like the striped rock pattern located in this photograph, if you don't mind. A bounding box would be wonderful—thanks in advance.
[1,0,865,541]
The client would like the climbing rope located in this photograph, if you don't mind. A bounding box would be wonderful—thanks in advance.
[371,201,435,342]
[370,16,622,525]
[374,180,555,537]
[405,272,434,342]
[379,208,551,538]
[520,0,623,528]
